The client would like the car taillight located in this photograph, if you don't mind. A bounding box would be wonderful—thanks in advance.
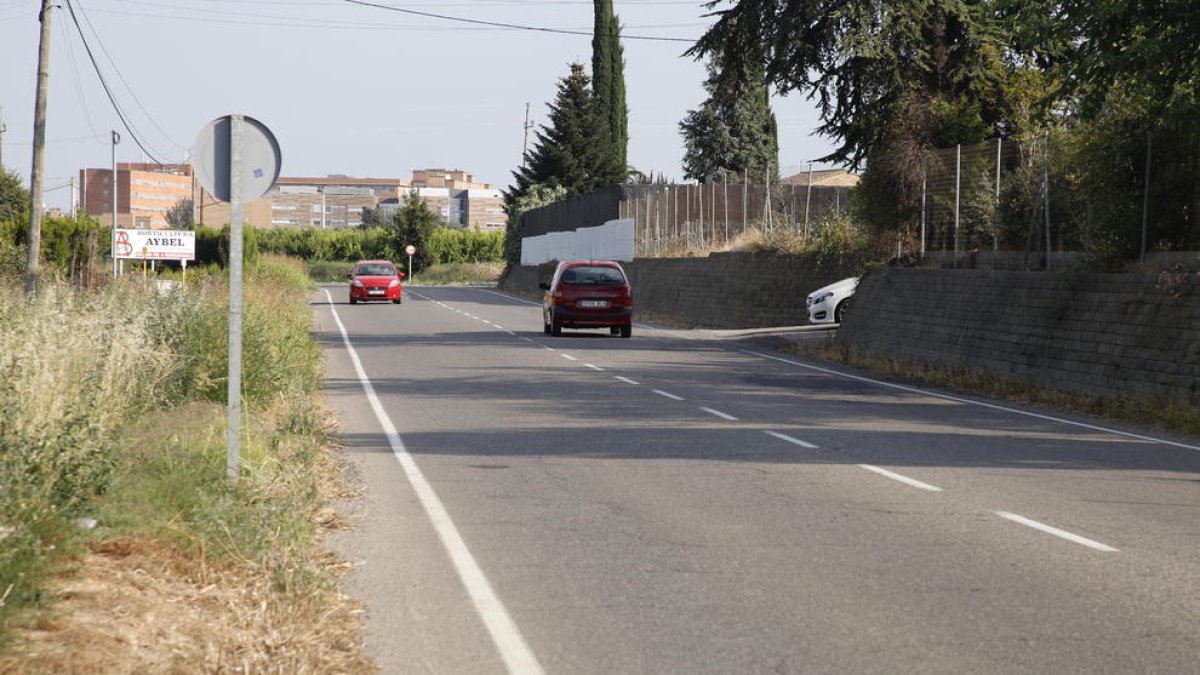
[552,290,564,305]
[622,288,633,307]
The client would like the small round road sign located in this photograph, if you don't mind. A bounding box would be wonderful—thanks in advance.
[405,245,417,256]
[192,115,281,202]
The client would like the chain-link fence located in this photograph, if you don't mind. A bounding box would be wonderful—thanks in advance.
[618,169,852,257]
[921,133,1199,268]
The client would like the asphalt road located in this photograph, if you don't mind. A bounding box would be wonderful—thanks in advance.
[316,284,1200,675]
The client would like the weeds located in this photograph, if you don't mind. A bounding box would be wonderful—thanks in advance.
[414,260,504,285]
[0,256,369,670]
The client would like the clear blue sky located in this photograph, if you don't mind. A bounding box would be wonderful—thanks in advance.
[0,0,835,211]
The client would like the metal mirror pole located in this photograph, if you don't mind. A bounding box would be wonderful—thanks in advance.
[227,115,244,481]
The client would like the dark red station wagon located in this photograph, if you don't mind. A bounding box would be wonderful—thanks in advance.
[540,260,633,338]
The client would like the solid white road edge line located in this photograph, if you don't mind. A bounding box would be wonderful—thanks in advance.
[857,464,944,492]
[653,389,685,401]
[321,289,545,675]
[740,349,1200,453]
[995,511,1119,552]
[701,406,739,421]
[763,430,819,449]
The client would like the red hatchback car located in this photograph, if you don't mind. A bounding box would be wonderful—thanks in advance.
[348,260,404,304]
[540,260,633,337]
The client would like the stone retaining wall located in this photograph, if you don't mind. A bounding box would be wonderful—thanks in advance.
[836,268,1200,404]
[499,252,867,329]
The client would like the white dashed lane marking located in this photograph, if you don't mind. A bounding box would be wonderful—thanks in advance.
[763,430,819,449]
[858,464,943,492]
[996,512,1119,552]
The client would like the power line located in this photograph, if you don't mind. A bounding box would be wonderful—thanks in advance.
[56,10,101,140]
[63,0,166,164]
[75,0,183,152]
[343,0,694,42]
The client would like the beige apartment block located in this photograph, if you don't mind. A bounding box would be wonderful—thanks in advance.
[77,166,503,230]
[80,163,192,229]
[410,168,491,190]
[465,188,506,230]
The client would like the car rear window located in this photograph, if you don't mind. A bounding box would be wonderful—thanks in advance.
[356,263,396,276]
[560,265,626,286]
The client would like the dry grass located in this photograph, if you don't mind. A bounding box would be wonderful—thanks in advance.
[0,400,375,674]
[1,536,369,675]
[0,262,376,673]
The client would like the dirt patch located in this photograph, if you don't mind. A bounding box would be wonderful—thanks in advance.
[0,534,374,674]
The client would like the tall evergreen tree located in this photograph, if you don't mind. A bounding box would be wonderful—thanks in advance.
[592,0,628,183]
[506,63,606,206]
[680,55,778,182]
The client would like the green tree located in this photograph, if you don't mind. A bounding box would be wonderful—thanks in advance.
[165,199,195,230]
[592,0,628,182]
[359,205,383,229]
[390,190,440,272]
[690,1,1007,233]
[507,63,606,205]
[680,56,778,182]
[0,168,30,225]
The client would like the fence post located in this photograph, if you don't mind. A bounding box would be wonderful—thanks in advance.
[921,176,926,256]
[994,137,1002,259]
[743,168,748,232]
[954,144,961,268]
[764,170,772,229]
[672,185,678,251]
[1141,130,1152,262]
[804,161,813,228]
[1043,134,1052,270]
[723,172,729,243]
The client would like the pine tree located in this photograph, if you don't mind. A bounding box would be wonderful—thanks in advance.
[592,0,628,183]
[506,63,605,206]
[680,56,778,182]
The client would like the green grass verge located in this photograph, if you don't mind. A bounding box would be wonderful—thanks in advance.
[0,254,340,656]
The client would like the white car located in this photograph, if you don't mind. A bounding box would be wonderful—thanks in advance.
[806,276,859,324]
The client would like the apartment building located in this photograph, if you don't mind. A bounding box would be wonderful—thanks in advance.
[79,162,192,229]
[78,165,502,230]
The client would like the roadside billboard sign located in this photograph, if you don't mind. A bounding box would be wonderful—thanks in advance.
[113,228,196,260]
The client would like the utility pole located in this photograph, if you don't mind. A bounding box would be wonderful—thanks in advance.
[25,0,53,294]
[111,130,120,276]
[1,106,7,170]
[521,102,532,169]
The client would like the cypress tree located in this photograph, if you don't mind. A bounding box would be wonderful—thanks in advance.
[592,0,628,184]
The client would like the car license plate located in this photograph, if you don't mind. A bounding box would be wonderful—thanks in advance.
[578,299,609,309]
[368,289,384,295]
